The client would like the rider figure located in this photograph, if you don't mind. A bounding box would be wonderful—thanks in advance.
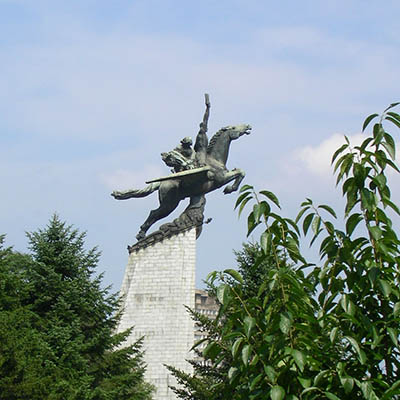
[176,136,195,162]
[161,136,196,173]
[161,94,211,173]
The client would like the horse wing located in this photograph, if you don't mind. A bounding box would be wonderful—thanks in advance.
[145,166,210,184]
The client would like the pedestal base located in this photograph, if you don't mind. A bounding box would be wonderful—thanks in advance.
[117,228,196,399]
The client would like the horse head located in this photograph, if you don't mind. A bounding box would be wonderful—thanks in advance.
[220,124,252,139]
[207,124,251,166]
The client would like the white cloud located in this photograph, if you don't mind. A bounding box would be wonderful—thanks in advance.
[294,131,400,179]
[295,133,364,176]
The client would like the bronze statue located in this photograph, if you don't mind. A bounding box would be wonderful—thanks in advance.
[112,94,251,241]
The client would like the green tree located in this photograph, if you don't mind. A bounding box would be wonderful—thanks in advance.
[0,236,51,399]
[168,243,295,399]
[0,217,153,400]
[172,103,400,399]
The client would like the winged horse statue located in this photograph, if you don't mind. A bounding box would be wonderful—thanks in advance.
[112,94,251,241]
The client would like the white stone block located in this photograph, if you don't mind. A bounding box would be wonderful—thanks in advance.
[117,228,196,400]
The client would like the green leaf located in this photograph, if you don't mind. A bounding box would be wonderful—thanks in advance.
[238,196,252,218]
[235,192,251,210]
[234,192,252,210]
[298,377,311,389]
[279,313,292,335]
[382,197,400,216]
[382,142,396,160]
[385,158,400,173]
[291,349,306,372]
[250,374,263,391]
[325,392,341,400]
[260,231,272,254]
[249,353,259,367]
[386,102,400,110]
[311,215,321,235]
[331,143,349,164]
[362,113,379,131]
[228,366,239,382]
[302,213,314,236]
[373,173,387,190]
[330,327,339,343]
[368,267,379,286]
[217,284,230,305]
[317,204,337,218]
[369,225,382,241]
[384,132,397,159]
[388,327,398,346]
[336,154,353,185]
[340,376,354,394]
[378,279,391,297]
[259,200,271,218]
[231,337,243,358]
[361,188,376,212]
[383,379,400,399]
[373,123,384,144]
[385,116,400,129]
[247,212,259,236]
[310,228,323,247]
[242,344,251,366]
[295,206,308,223]
[334,152,350,174]
[313,370,328,386]
[244,315,256,338]
[345,336,366,364]
[259,190,281,209]
[264,365,277,383]
[300,198,313,207]
[223,268,244,284]
[360,137,373,151]
[346,213,362,236]
[270,386,285,400]
[203,341,221,360]
[239,184,253,193]
[387,111,400,121]
[253,203,261,222]
[301,387,319,396]
[360,381,379,400]
[340,294,355,316]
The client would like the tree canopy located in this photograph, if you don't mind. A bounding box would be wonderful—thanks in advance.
[171,103,400,399]
[0,216,153,400]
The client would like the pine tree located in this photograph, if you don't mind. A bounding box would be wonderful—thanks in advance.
[0,217,153,400]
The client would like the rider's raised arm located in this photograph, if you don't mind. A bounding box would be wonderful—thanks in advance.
[200,93,211,133]
[194,93,210,166]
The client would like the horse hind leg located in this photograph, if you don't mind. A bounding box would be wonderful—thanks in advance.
[136,199,180,240]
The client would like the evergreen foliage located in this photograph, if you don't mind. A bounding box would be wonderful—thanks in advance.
[0,217,153,400]
[170,103,400,399]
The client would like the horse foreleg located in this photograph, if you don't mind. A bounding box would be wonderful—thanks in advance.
[223,168,245,194]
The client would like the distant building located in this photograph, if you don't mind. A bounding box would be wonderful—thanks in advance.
[193,289,219,360]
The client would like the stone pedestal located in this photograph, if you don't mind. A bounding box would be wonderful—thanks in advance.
[117,228,196,400]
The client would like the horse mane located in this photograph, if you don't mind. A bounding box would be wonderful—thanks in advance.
[207,128,226,153]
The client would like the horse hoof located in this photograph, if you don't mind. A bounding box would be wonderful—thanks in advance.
[223,186,233,194]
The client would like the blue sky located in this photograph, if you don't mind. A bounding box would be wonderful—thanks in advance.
[1,0,400,289]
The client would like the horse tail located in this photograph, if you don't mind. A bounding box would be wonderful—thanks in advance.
[112,182,160,200]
